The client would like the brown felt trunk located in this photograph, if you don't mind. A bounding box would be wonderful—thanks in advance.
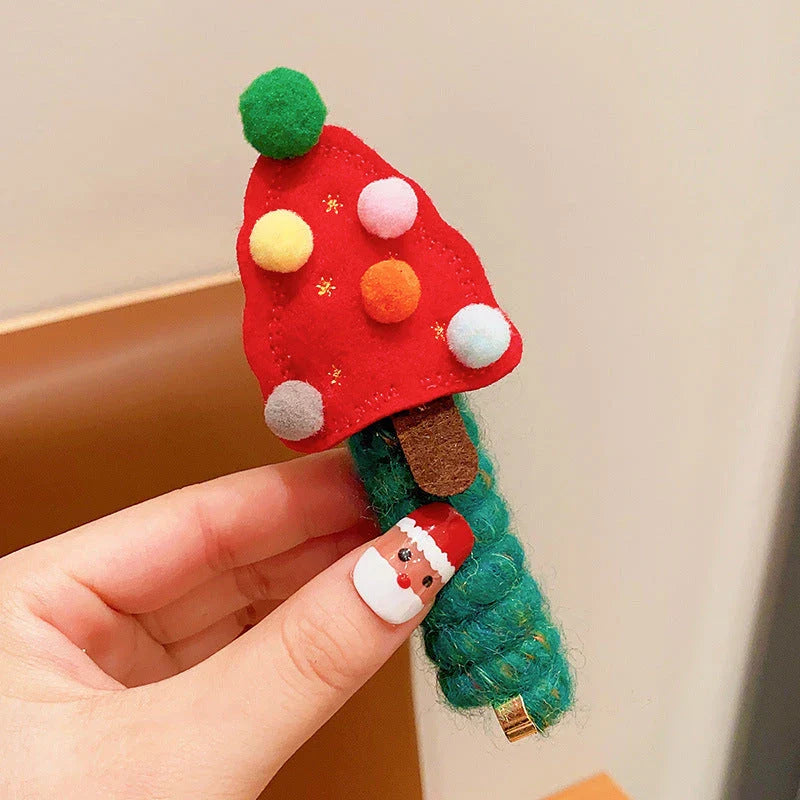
[0,280,423,800]
[392,395,479,496]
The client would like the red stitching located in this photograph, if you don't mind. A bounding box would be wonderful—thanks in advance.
[263,163,291,380]
[318,143,380,177]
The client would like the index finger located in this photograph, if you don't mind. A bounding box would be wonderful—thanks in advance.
[51,449,371,613]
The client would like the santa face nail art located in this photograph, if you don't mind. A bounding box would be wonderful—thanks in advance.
[352,503,474,625]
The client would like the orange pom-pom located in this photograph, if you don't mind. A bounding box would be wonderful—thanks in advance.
[360,260,421,323]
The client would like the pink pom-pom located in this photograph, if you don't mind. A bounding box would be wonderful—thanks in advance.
[357,177,418,238]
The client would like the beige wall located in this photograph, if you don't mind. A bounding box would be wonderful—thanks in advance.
[3,1,799,798]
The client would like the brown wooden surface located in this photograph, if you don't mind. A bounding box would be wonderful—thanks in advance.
[0,280,423,800]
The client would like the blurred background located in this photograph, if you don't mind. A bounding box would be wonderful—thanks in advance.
[2,2,799,798]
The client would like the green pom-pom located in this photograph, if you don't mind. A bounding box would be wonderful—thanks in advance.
[239,67,326,159]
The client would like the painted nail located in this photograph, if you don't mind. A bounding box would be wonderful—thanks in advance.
[352,503,474,625]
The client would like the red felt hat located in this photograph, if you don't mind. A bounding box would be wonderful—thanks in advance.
[237,68,522,453]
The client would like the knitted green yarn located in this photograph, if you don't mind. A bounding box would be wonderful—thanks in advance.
[348,396,573,732]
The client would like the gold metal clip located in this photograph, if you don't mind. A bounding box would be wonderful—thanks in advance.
[494,695,539,742]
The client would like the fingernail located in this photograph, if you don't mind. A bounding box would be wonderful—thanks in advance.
[352,503,474,625]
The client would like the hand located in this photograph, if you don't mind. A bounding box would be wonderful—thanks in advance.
[0,450,425,799]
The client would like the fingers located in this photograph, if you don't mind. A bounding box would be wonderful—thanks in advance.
[137,523,372,644]
[164,601,274,673]
[161,504,473,784]
[55,450,370,614]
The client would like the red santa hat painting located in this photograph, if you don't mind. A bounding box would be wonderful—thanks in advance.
[352,503,474,624]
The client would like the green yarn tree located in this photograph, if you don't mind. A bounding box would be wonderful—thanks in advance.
[348,396,572,732]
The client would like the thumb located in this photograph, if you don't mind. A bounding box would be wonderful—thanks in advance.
[166,503,473,789]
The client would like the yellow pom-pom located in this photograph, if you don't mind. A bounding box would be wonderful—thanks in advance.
[360,260,421,323]
[249,209,313,272]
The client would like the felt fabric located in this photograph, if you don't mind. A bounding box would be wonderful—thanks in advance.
[239,68,327,159]
[360,259,421,323]
[357,177,418,238]
[392,396,478,496]
[249,209,314,272]
[237,125,523,453]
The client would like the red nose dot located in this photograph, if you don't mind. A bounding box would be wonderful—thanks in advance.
[396,573,411,589]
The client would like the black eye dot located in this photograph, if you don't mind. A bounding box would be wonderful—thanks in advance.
[422,575,433,588]
[398,548,412,562]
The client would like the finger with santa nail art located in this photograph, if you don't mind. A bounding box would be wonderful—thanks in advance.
[352,503,474,624]
[165,499,473,783]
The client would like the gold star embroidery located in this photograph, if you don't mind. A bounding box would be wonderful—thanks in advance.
[316,277,336,297]
[431,322,446,341]
[324,194,342,214]
[328,365,343,385]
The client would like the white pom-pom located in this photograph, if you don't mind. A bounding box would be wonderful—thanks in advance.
[446,304,511,369]
[264,380,324,440]
[357,177,418,239]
